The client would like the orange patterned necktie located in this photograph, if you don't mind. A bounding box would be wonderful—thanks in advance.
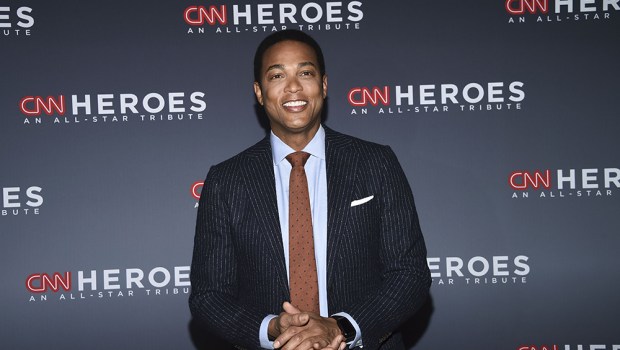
[286,151,320,314]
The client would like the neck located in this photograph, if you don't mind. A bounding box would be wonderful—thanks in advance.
[273,124,320,151]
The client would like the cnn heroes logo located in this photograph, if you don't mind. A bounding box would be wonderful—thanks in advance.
[26,266,190,302]
[348,81,525,116]
[2,186,43,217]
[0,6,34,37]
[509,167,619,199]
[427,255,530,286]
[18,92,206,126]
[505,0,619,23]
[184,1,363,35]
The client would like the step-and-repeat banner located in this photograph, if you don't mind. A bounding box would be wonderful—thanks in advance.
[2,1,619,349]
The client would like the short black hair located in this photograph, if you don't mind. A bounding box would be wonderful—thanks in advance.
[253,29,326,84]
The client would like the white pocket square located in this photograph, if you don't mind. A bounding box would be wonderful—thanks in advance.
[350,195,374,207]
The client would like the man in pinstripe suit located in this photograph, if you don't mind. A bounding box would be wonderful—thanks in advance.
[190,30,431,350]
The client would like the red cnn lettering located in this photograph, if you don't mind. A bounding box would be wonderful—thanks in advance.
[505,0,549,14]
[191,181,204,200]
[509,170,551,190]
[348,87,390,107]
[184,5,227,26]
[517,346,559,350]
[19,95,65,116]
[26,272,72,293]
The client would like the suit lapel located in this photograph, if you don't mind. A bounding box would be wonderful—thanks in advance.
[325,128,359,287]
[240,136,290,298]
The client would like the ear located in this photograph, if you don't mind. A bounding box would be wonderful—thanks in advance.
[253,81,263,105]
[322,74,328,99]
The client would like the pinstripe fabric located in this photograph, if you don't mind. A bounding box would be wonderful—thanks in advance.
[189,126,431,350]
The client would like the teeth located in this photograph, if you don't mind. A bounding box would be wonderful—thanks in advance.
[283,100,307,107]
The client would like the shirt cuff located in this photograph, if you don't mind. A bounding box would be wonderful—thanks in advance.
[259,314,278,349]
[331,312,363,349]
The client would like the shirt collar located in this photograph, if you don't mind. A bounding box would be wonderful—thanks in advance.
[270,125,326,165]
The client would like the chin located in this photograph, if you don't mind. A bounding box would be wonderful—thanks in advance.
[281,119,310,129]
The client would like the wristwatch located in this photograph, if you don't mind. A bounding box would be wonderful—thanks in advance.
[332,315,356,343]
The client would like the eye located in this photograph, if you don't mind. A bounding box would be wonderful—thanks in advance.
[268,73,284,80]
[300,70,314,77]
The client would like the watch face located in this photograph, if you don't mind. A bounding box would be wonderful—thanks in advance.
[335,316,356,341]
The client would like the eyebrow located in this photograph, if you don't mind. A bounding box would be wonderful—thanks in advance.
[265,61,317,73]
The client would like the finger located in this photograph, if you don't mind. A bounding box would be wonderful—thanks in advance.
[273,325,303,349]
[283,301,301,314]
[319,335,344,350]
[327,335,344,350]
[277,330,329,350]
[280,312,309,328]
[286,336,328,350]
[290,313,310,327]
[332,335,345,350]
[314,340,329,350]
[276,331,305,350]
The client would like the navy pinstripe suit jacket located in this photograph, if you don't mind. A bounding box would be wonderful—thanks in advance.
[189,126,431,350]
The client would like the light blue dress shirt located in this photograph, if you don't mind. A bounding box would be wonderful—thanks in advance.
[259,125,362,349]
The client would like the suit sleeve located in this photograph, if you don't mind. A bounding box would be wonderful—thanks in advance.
[345,146,431,349]
[189,164,264,349]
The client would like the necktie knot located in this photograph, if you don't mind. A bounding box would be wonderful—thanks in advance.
[286,151,311,168]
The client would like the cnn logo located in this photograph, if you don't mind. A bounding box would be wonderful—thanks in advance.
[509,170,551,190]
[26,272,71,293]
[19,96,65,116]
[505,0,549,15]
[348,87,390,107]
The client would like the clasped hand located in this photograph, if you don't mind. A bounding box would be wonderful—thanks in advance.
[269,302,347,350]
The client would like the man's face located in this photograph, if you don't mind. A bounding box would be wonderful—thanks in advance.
[253,40,327,140]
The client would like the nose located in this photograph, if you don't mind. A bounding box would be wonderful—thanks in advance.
[284,76,302,93]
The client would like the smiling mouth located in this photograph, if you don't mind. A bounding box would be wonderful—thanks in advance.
[283,100,308,107]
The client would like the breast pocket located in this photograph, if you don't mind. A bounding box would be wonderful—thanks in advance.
[348,194,380,240]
